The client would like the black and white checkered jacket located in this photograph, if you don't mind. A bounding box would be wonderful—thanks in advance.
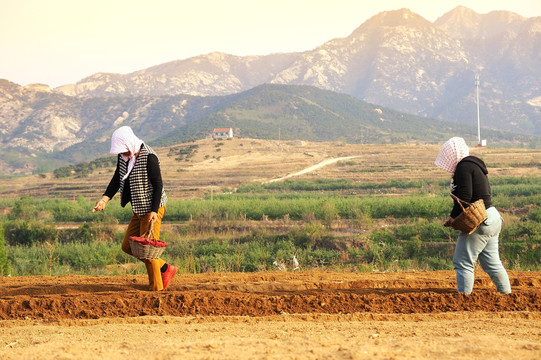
[118,144,167,216]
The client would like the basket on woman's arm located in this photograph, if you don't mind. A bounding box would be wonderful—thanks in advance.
[449,193,488,234]
[129,227,168,260]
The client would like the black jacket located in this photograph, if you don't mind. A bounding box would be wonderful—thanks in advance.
[451,156,492,218]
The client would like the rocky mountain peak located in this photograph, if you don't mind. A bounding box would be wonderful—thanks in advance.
[435,6,527,39]
[23,84,52,93]
[356,8,432,31]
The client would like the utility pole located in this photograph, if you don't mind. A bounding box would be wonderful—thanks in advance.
[475,74,481,145]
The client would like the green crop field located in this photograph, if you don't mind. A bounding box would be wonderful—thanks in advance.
[1,140,540,276]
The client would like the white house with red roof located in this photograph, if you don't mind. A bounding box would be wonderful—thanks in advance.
[212,128,233,139]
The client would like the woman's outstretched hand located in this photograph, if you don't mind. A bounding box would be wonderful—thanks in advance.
[92,197,109,212]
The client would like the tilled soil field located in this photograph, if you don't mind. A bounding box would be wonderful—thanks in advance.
[1,270,541,359]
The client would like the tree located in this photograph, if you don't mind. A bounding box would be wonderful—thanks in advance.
[0,224,11,276]
[9,196,38,221]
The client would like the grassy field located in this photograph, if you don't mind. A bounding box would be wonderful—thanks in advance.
[1,138,541,276]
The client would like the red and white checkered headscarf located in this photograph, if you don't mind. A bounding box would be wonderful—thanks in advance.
[435,137,470,173]
[110,126,144,181]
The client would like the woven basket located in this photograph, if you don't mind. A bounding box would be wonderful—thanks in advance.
[129,228,168,260]
[450,193,488,234]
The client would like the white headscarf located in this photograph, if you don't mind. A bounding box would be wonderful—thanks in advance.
[435,137,470,173]
[110,126,144,181]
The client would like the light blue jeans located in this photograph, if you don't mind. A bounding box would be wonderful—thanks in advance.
[453,206,511,294]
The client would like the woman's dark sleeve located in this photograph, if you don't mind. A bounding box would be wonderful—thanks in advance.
[147,154,163,213]
[103,158,121,199]
[450,164,473,218]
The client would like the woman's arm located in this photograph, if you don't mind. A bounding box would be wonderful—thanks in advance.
[93,158,121,212]
[147,154,163,217]
[450,164,473,218]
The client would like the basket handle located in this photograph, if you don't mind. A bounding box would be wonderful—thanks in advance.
[143,218,157,240]
[449,193,472,211]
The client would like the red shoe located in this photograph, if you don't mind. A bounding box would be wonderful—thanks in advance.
[162,264,177,290]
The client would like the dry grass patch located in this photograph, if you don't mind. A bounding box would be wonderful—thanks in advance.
[1,139,540,200]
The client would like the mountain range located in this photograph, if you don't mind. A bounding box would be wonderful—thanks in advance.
[1,6,540,175]
[50,6,541,133]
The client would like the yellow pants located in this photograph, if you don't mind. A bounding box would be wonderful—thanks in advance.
[122,206,166,291]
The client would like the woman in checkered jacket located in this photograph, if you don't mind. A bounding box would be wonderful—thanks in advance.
[93,126,177,291]
[435,137,511,295]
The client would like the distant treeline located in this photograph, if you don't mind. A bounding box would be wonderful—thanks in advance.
[53,156,117,178]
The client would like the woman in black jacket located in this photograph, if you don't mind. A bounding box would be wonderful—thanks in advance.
[435,137,511,295]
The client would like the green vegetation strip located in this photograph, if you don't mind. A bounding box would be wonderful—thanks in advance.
[1,176,540,276]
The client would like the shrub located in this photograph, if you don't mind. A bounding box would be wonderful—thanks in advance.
[320,200,339,227]
[9,196,39,221]
[4,220,58,246]
[0,224,11,275]
[55,241,128,272]
[6,245,48,275]
[58,221,119,243]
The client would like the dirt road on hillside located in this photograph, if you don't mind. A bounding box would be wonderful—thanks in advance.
[266,156,360,183]
[1,271,540,359]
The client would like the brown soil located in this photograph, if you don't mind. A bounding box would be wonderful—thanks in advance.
[1,271,541,359]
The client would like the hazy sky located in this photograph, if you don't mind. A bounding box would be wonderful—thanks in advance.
[1,0,540,88]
